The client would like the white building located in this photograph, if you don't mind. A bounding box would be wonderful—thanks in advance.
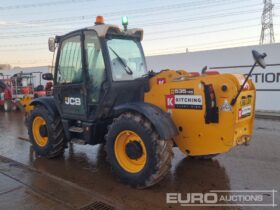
[146,43,280,112]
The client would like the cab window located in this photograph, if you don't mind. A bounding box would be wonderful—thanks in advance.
[107,38,147,81]
[84,31,106,103]
[57,35,82,84]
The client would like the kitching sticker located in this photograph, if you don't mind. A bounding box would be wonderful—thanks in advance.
[166,88,203,110]
[238,105,252,119]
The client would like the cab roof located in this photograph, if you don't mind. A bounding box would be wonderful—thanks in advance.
[56,24,144,41]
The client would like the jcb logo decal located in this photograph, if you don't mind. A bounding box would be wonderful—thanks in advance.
[65,97,81,106]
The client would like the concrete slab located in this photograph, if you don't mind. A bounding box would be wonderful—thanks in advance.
[0,112,279,209]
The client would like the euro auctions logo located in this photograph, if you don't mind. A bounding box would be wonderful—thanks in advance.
[166,190,277,207]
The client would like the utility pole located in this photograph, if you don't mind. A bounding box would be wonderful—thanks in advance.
[259,0,275,45]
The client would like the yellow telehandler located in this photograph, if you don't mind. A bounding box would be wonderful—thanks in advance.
[27,16,266,188]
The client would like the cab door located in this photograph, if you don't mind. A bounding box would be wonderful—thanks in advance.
[53,32,87,119]
[84,30,106,106]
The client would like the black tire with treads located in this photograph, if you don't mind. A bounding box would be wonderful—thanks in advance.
[105,112,174,188]
[28,106,65,158]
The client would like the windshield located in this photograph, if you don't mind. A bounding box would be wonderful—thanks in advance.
[107,38,147,81]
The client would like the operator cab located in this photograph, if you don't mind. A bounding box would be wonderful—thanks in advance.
[47,16,149,122]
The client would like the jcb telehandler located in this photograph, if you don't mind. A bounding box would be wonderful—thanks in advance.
[27,16,266,188]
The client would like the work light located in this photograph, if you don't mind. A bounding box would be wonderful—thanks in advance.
[122,16,128,31]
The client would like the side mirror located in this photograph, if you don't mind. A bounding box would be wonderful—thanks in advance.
[252,50,267,69]
[48,37,56,52]
[42,73,53,81]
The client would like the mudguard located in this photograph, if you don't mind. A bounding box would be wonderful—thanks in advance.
[113,102,179,140]
[30,96,58,117]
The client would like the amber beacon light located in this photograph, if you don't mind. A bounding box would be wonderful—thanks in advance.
[95,16,104,25]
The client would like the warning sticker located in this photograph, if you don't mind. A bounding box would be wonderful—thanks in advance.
[166,94,203,110]
[238,105,252,119]
[157,78,166,84]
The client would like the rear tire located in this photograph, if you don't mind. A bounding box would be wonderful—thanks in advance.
[28,106,65,158]
[105,112,173,188]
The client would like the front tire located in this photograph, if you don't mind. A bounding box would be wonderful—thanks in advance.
[28,106,65,158]
[105,112,173,188]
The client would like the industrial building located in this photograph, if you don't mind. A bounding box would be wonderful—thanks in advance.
[147,43,280,112]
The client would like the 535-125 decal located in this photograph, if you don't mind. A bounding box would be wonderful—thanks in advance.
[166,88,203,110]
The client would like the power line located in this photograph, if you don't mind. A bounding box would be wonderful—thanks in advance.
[0,0,260,29]
[148,42,261,55]
[0,23,259,40]
[0,0,243,15]
[144,25,259,42]
[3,48,47,52]
[188,40,261,52]
[0,43,45,48]
[147,40,260,55]
[1,16,260,40]
[0,18,260,48]
[0,0,97,10]
[5,5,260,33]
[1,0,278,66]
[0,36,256,51]
[0,4,269,39]
[133,8,268,27]
[145,36,262,53]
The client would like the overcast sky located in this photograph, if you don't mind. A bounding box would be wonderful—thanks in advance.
[0,0,279,67]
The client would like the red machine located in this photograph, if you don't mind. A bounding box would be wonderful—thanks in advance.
[0,78,15,111]
[0,71,49,112]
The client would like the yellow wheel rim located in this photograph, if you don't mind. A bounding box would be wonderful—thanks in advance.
[32,116,48,147]
[114,130,147,173]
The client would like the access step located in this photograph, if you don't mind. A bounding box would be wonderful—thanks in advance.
[71,138,87,145]
[69,126,84,133]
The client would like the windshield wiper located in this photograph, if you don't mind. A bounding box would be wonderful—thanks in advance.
[109,47,133,75]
